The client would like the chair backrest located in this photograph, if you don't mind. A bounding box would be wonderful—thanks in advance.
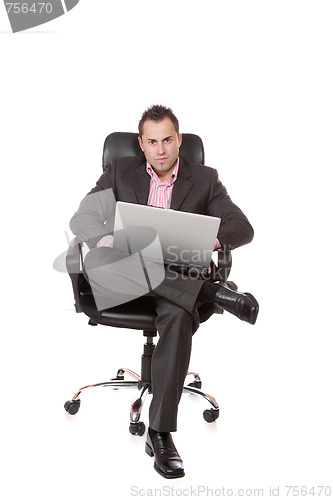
[102,132,205,171]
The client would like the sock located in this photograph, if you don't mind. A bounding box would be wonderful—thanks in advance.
[149,427,168,436]
[197,281,221,303]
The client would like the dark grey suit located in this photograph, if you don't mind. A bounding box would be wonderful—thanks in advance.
[70,155,254,431]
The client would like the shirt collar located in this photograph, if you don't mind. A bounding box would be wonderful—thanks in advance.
[146,157,179,183]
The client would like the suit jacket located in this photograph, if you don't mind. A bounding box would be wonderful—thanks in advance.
[70,155,254,251]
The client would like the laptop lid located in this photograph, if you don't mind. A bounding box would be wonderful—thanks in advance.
[114,202,220,269]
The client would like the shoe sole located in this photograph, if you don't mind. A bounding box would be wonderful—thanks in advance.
[244,293,259,325]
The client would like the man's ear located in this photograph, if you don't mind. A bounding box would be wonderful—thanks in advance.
[138,136,144,151]
[178,134,183,147]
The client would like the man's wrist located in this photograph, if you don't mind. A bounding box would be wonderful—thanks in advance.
[214,238,221,251]
[95,235,114,248]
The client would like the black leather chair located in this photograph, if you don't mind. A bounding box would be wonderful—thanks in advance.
[64,132,235,436]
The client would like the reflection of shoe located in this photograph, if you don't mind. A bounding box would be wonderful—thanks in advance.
[145,428,185,479]
[214,282,259,325]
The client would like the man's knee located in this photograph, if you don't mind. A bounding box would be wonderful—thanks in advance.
[155,300,200,334]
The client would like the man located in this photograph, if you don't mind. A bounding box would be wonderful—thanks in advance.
[70,105,259,479]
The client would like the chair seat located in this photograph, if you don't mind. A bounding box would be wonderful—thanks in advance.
[77,271,217,330]
[79,293,158,330]
[80,291,218,332]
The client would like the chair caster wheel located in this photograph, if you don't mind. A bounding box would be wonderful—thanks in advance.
[203,408,219,422]
[129,421,146,436]
[187,381,202,389]
[64,399,81,415]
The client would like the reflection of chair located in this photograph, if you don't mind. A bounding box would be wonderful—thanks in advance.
[64,132,235,436]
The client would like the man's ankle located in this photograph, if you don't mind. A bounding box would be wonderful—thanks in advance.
[197,281,221,303]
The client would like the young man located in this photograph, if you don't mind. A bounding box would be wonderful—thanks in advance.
[70,105,259,479]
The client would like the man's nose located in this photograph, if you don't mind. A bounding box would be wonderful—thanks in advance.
[157,143,165,155]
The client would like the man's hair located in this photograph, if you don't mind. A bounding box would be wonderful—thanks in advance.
[138,105,179,137]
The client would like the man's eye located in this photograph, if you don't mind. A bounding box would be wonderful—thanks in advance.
[164,138,171,143]
[149,141,155,145]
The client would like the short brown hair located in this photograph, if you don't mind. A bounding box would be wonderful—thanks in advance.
[138,105,179,137]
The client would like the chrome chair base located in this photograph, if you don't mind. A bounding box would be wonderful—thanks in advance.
[64,368,220,434]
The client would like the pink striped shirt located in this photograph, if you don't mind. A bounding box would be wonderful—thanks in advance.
[146,158,179,208]
[95,158,221,250]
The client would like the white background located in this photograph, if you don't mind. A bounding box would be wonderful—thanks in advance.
[1,1,332,499]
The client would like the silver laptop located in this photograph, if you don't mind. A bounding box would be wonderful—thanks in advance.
[113,202,220,270]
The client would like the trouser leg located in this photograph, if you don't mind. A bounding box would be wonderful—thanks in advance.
[148,296,200,433]
[84,247,203,432]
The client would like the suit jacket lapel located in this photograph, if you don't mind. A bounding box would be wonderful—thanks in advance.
[170,157,193,210]
[130,160,150,204]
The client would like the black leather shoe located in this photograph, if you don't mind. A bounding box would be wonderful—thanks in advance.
[214,282,259,325]
[145,428,185,479]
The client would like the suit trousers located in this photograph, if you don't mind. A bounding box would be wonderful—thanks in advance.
[84,246,206,432]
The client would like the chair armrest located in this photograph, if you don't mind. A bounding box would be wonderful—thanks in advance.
[66,237,84,312]
[210,249,232,283]
[66,237,82,275]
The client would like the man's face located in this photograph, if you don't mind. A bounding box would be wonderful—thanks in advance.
[138,117,182,179]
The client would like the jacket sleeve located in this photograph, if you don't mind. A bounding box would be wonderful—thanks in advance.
[69,162,117,249]
[207,169,254,251]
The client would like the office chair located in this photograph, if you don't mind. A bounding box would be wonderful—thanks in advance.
[64,132,235,436]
